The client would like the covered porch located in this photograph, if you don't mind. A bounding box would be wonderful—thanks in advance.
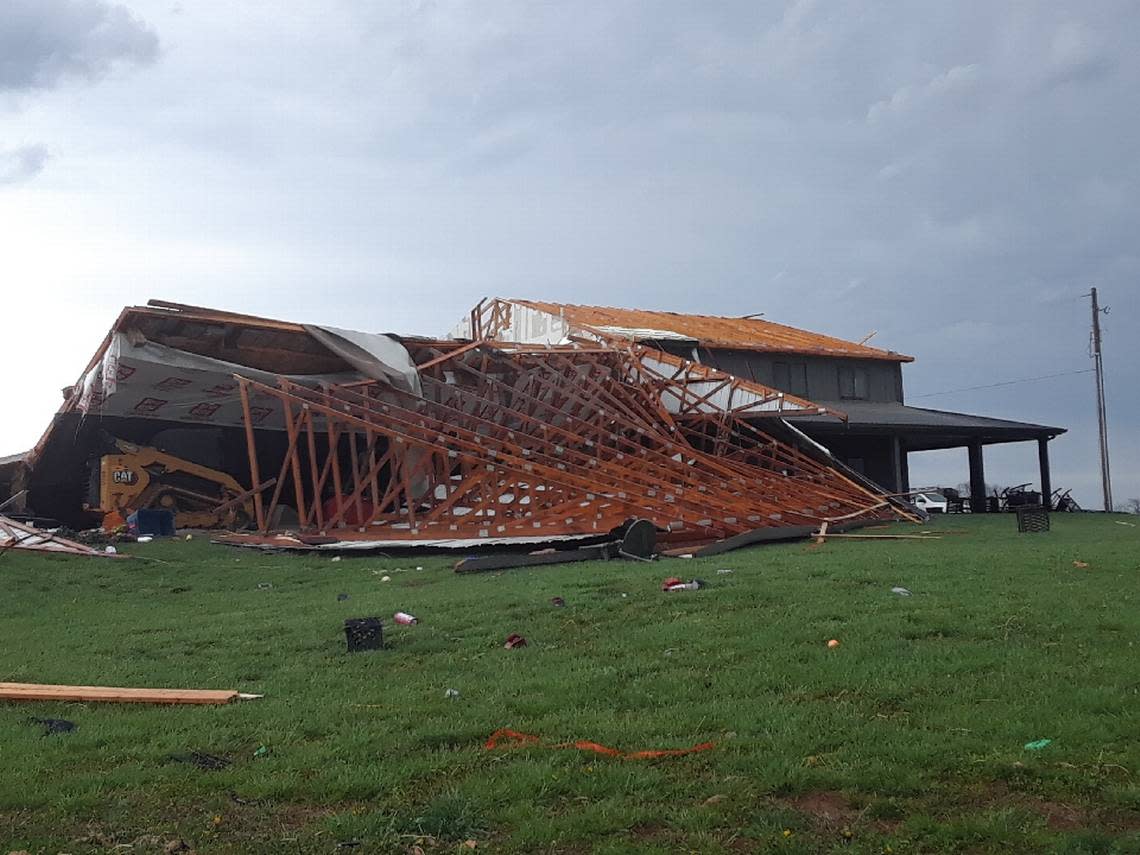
[795,402,1066,510]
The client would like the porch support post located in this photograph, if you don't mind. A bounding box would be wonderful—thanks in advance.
[968,441,987,513]
[899,442,910,494]
[891,435,905,494]
[1038,436,1052,510]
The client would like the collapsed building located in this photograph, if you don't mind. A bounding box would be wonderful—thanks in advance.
[19,296,1063,551]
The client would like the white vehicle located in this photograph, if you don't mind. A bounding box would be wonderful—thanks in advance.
[912,491,949,513]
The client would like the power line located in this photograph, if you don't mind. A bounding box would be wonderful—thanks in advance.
[910,368,1095,400]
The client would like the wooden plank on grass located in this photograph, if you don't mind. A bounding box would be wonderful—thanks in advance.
[0,682,257,705]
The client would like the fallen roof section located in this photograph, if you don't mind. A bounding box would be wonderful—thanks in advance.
[216,338,914,550]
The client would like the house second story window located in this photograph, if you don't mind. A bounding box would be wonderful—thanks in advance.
[839,365,869,400]
[773,361,808,396]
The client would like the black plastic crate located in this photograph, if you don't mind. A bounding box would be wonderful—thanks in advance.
[1016,505,1050,533]
[344,617,383,652]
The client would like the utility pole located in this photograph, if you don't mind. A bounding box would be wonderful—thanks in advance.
[1089,287,1113,511]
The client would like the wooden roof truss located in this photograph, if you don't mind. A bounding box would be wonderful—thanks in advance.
[233,341,910,544]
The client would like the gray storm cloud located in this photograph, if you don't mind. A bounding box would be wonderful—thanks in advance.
[0,0,158,92]
[0,143,49,184]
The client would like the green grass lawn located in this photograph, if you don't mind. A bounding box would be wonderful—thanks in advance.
[1,514,1138,854]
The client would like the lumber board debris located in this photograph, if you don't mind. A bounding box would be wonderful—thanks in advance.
[0,682,262,705]
[0,515,124,558]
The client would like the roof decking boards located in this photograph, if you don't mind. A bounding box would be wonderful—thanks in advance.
[457,298,914,362]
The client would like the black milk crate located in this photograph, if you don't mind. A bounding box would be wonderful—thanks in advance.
[344,617,384,652]
[1015,505,1050,533]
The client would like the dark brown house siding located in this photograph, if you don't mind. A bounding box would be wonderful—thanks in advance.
[656,345,904,404]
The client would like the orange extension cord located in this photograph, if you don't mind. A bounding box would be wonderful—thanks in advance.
[485,728,715,760]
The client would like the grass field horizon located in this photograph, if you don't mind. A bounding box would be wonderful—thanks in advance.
[1,514,1137,853]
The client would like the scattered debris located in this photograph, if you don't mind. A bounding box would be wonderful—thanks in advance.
[550,596,566,608]
[1072,561,1089,569]
[393,611,417,625]
[163,839,191,854]
[0,515,127,559]
[1024,738,1053,751]
[331,556,342,563]
[257,582,273,590]
[104,545,118,554]
[827,639,840,649]
[663,578,705,592]
[137,536,154,543]
[890,586,912,596]
[703,794,726,805]
[29,717,76,735]
[253,746,269,758]
[485,727,715,760]
[1115,520,1136,527]
[380,575,391,582]
[715,568,734,575]
[0,682,261,705]
[169,751,231,770]
[504,634,527,649]
[337,592,350,601]
[344,617,384,653]
[445,688,460,700]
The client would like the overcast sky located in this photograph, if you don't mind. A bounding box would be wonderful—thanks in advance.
[1,0,1136,507]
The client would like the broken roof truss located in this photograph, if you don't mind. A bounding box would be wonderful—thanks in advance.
[223,339,912,548]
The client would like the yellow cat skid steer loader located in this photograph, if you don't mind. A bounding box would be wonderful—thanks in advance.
[86,440,253,531]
